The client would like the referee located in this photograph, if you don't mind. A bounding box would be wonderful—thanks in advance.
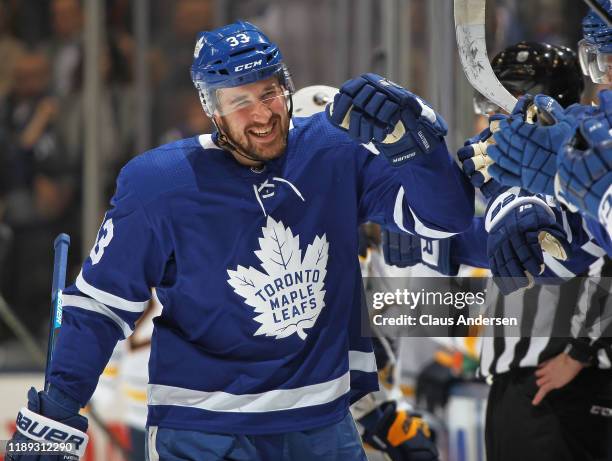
[481,256,612,461]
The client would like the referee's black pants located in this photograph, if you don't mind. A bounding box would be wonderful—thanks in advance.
[485,367,612,461]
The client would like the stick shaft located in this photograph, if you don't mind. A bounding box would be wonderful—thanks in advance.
[44,233,71,391]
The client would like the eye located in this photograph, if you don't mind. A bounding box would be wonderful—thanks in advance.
[262,90,278,99]
[231,99,251,110]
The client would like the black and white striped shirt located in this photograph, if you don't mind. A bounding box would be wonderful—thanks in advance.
[480,257,612,377]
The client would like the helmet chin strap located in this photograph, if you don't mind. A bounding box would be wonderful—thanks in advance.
[211,95,294,167]
[213,117,264,165]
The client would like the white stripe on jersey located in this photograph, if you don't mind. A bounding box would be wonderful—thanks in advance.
[62,294,133,338]
[543,253,575,278]
[393,187,458,239]
[582,241,607,258]
[393,187,411,234]
[148,372,350,413]
[76,271,149,313]
[349,350,378,373]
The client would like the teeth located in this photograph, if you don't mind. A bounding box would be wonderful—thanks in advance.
[253,127,272,136]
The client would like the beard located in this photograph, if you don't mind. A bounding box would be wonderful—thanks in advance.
[217,111,290,164]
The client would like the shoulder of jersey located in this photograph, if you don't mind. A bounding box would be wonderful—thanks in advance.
[291,112,356,147]
[119,136,211,203]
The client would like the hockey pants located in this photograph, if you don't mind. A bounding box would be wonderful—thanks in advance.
[145,411,367,460]
[485,367,611,461]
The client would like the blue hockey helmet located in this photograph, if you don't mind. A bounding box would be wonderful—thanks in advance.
[191,21,295,116]
[579,0,612,83]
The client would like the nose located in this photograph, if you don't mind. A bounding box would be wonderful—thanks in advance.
[250,100,274,123]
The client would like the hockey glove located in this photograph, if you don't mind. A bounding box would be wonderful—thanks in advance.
[327,73,448,166]
[488,95,578,196]
[556,90,612,234]
[457,114,506,198]
[381,229,458,276]
[7,387,88,461]
[485,188,570,295]
[361,401,439,461]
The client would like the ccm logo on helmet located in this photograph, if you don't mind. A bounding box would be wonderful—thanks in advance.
[235,60,263,72]
[16,411,86,449]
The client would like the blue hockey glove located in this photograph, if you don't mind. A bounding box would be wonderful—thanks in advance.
[488,95,578,196]
[360,401,439,461]
[381,229,458,276]
[485,188,570,295]
[327,73,448,166]
[557,90,612,234]
[7,387,88,460]
[457,114,507,198]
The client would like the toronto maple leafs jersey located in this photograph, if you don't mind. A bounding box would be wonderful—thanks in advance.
[49,112,474,434]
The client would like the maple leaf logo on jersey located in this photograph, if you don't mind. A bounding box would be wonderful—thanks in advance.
[227,216,328,340]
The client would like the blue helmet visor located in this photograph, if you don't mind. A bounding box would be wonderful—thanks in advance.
[193,63,295,116]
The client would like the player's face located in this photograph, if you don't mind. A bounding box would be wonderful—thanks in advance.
[215,77,290,164]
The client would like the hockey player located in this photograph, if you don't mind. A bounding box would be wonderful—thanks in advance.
[484,0,612,253]
[384,42,594,295]
[7,21,473,461]
[383,41,612,461]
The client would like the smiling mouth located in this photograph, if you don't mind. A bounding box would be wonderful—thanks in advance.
[249,120,277,139]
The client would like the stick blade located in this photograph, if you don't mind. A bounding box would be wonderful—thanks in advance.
[454,0,518,113]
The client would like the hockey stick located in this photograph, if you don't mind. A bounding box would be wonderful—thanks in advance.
[454,0,567,270]
[583,0,612,27]
[453,0,555,126]
[44,233,70,391]
[42,233,132,458]
[454,0,516,114]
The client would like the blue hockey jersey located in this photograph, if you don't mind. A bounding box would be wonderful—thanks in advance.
[49,112,473,434]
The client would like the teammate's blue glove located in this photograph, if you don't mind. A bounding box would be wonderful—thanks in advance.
[360,401,439,461]
[327,73,448,166]
[7,387,88,460]
[488,95,578,196]
[381,229,458,275]
[485,188,570,295]
[457,114,507,198]
[557,90,612,235]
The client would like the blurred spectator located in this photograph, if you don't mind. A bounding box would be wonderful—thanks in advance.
[0,1,25,98]
[248,0,336,89]
[0,51,65,193]
[1,153,81,339]
[153,0,215,135]
[159,90,213,145]
[6,0,51,47]
[56,33,136,194]
[46,0,84,97]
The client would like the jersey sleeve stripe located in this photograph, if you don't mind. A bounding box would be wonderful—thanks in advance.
[408,205,457,239]
[147,372,350,413]
[542,253,577,278]
[393,187,412,234]
[581,241,607,258]
[76,271,149,312]
[560,209,574,244]
[394,187,459,239]
[62,294,133,338]
[348,350,378,373]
